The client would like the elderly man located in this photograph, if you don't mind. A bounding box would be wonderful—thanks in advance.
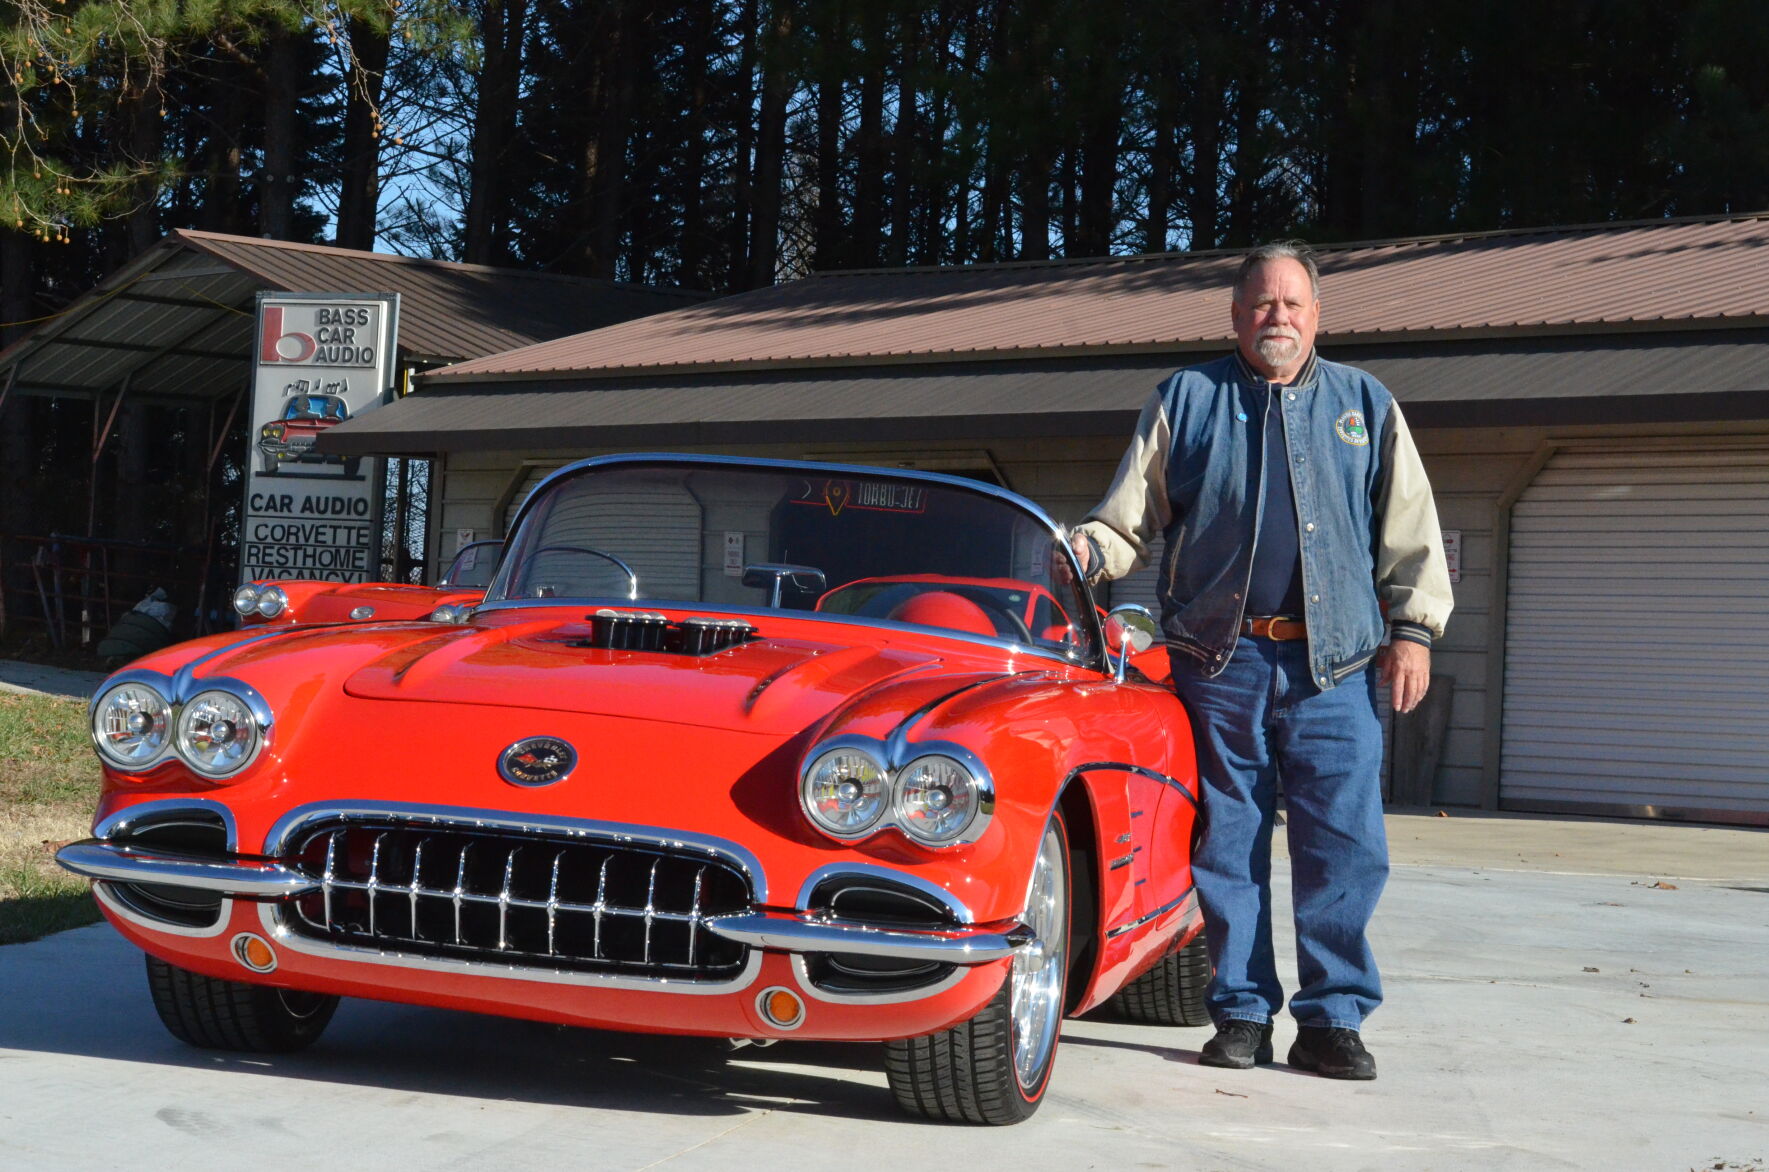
[1072,241,1452,1080]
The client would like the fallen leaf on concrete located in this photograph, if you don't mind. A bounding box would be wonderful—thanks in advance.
[1622,1017,1637,1024]
[1435,810,1448,817]
[1582,966,1600,973]
[1649,881,1679,890]
[1213,1088,1248,1098]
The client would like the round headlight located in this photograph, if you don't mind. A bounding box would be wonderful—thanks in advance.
[92,682,172,769]
[894,754,986,845]
[801,746,889,838]
[176,689,262,777]
[429,604,470,624]
[254,587,288,619]
[232,584,261,616]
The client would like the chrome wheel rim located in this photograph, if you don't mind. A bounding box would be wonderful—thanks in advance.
[1010,819,1066,1091]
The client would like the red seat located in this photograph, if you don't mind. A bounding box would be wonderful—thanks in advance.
[887,591,996,637]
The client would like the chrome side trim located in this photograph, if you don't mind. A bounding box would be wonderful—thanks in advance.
[1104,887,1198,941]
[93,797,240,849]
[258,902,765,995]
[793,862,974,924]
[93,881,234,939]
[260,801,769,904]
[789,953,972,1006]
[1071,761,1198,809]
[703,910,1030,964]
[55,840,315,897]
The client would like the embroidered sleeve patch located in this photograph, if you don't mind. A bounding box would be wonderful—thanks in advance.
[1334,410,1370,446]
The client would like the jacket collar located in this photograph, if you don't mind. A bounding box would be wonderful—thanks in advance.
[1234,347,1319,390]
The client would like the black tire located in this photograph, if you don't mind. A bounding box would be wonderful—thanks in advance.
[145,955,339,1052]
[885,812,1069,1125]
[1103,931,1210,1026]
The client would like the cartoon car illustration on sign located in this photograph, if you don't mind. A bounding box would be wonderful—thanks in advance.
[60,455,1205,1125]
[257,393,361,478]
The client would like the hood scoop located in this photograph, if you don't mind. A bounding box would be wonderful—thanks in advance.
[566,608,757,656]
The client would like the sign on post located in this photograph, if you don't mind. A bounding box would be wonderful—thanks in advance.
[240,293,399,586]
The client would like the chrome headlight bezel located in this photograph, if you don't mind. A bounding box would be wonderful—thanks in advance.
[174,687,269,778]
[91,680,174,770]
[797,736,994,849]
[232,584,262,616]
[799,740,891,840]
[254,586,288,619]
[88,671,273,779]
[892,752,990,846]
[428,603,472,624]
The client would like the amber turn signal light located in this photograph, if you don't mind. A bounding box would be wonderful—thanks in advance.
[232,932,277,973]
[756,986,805,1031]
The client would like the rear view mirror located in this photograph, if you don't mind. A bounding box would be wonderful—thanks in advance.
[1102,604,1158,682]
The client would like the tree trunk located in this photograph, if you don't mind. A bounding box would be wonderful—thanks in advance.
[336,15,392,250]
[727,0,760,288]
[464,0,529,265]
[812,2,845,269]
[260,30,300,239]
[748,0,794,287]
[888,13,918,265]
[678,0,714,284]
[851,4,886,265]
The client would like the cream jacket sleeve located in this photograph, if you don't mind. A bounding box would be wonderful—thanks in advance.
[1074,390,1172,582]
[1374,402,1454,639]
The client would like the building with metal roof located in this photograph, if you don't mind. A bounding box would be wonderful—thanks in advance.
[317,213,1769,829]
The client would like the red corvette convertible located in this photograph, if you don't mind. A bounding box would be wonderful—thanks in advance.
[60,454,1204,1125]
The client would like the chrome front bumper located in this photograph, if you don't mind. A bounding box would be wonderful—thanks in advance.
[57,839,1029,967]
[56,840,315,897]
[704,910,1031,964]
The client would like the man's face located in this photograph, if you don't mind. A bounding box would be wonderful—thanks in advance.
[1230,259,1320,381]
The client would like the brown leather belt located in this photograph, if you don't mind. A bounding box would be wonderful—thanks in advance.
[1243,615,1307,641]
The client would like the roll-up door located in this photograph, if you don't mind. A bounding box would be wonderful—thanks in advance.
[1501,447,1769,825]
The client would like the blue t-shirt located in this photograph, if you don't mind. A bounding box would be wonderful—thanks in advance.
[1245,385,1305,616]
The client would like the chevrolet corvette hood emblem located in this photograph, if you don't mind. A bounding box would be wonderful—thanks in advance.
[498,736,577,786]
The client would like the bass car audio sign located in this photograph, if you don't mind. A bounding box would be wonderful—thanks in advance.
[240,293,400,587]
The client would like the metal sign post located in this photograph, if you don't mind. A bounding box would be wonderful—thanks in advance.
[240,293,399,587]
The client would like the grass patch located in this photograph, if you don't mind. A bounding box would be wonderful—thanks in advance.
[0,692,104,945]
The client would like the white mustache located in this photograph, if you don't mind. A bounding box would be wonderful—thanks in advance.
[1258,327,1300,342]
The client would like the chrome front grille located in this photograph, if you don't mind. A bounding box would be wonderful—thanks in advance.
[286,820,751,980]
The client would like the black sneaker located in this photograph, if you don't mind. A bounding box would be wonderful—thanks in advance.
[1199,1019,1274,1069]
[1287,1026,1378,1080]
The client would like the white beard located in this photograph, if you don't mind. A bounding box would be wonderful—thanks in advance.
[1255,332,1300,367]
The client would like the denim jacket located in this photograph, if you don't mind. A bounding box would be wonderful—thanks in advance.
[1077,351,1453,688]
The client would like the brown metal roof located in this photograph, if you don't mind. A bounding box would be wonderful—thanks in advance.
[321,331,1769,456]
[426,214,1769,384]
[173,230,704,363]
[0,230,705,405]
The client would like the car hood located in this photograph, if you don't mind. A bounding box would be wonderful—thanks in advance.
[338,616,949,736]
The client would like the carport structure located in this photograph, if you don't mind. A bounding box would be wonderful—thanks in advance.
[0,230,702,645]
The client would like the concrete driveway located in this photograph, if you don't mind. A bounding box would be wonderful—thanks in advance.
[3,815,1765,1171]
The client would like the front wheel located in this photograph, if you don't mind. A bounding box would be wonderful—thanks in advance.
[885,811,1070,1124]
[145,955,339,1052]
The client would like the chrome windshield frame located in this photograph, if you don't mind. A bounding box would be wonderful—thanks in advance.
[485,453,1108,674]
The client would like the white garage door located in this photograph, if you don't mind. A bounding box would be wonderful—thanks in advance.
[1501,447,1769,825]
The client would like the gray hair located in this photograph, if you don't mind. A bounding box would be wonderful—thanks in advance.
[1233,240,1320,302]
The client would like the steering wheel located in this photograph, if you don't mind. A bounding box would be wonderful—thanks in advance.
[519,544,638,600]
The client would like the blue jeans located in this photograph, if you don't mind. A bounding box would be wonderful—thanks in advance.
[1169,635,1389,1030]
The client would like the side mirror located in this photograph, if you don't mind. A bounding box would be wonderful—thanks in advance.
[741,563,828,608]
[1102,604,1159,683]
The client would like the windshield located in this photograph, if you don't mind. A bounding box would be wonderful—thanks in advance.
[485,459,1100,663]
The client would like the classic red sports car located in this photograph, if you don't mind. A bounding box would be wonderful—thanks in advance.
[59,454,1204,1125]
[233,541,505,627]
